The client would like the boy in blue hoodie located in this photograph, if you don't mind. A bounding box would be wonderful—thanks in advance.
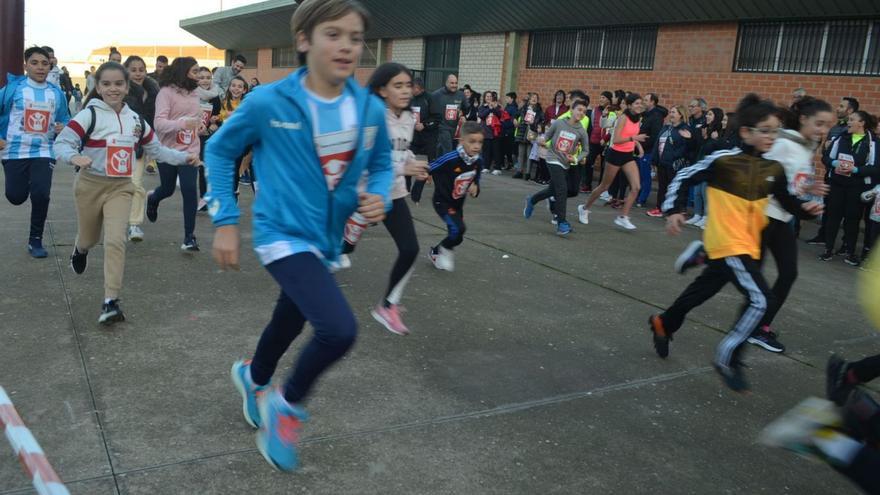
[1,46,70,258]
[204,0,392,472]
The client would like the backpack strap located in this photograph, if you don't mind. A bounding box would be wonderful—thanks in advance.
[78,106,97,153]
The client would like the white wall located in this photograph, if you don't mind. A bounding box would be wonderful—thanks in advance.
[391,37,424,70]
[457,33,506,92]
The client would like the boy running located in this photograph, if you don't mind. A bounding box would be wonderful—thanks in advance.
[205,0,392,472]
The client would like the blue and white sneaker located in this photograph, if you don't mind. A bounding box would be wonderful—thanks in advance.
[231,360,267,428]
[557,220,572,236]
[28,237,48,258]
[523,195,534,219]
[257,389,309,472]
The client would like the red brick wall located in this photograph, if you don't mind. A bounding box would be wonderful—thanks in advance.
[516,23,880,114]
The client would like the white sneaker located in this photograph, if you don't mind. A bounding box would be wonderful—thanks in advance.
[685,214,702,225]
[614,215,636,230]
[482,168,490,174]
[491,170,502,176]
[577,204,590,225]
[441,247,455,271]
[337,254,352,270]
[599,191,612,203]
[696,217,707,229]
[128,225,144,242]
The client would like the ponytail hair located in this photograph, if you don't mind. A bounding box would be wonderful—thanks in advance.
[853,111,878,135]
[730,93,780,137]
[782,96,833,130]
[83,62,129,106]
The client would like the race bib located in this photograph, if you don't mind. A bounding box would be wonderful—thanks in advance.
[412,106,421,125]
[791,171,812,196]
[486,113,498,127]
[177,129,194,145]
[23,101,52,134]
[106,134,136,177]
[445,104,458,121]
[835,153,855,176]
[873,197,880,219]
[525,109,535,124]
[200,103,214,127]
[343,213,368,245]
[315,128,357,191]
[555,131,576,154]
[452,170,476,200]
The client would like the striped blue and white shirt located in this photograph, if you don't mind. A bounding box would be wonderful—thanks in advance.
[2,78,66,161]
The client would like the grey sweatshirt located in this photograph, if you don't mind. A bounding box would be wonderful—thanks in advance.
[543,118,590,169]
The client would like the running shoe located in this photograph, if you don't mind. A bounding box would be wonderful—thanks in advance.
[696,217,707,230]
[231,359,268,428]
[491,170,502,176]
[197,198,208,212]
[482,168,490,174]
[99,299,125,325]
[577,204,590,225]
[714,361,749,393]
[70,248,88,275]
[181,236,200,252]
[371,304,410,336]
[256,389,309,472]
[614,216,636,230]
[145,163,158,175]
[835,246,850,257]
[336,254,352,270]
[819,250,834,262]
[580,185,590,193]
[523,196,534,219]
[826,355,854,406]
[556,220,572,236]
[648,314,671,358]
[646,208,663,218]
[146,191,158,223]
[805,235,825,245]
[27,237,47,258]
[599,191,612,203]
[128,225,144,242]
[429,246,454,272]
[844,254,861,267]
[685,214,702,225]
[747,326,785,353]
[673,240,706,275]
[758,397,845,463]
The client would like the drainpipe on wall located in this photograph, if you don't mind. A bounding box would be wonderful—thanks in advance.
[0,0,25,86]
[502,32,521,95]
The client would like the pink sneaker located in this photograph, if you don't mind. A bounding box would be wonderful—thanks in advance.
[371,304,409,336]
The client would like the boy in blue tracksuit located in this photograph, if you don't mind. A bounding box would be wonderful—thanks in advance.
[205,0,392,472]
[1,46,70,258]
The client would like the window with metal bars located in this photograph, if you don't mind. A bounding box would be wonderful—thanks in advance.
[734,20,880,76]
[359,39,380,67]
[527,26,657,70]
[271,47,298,68]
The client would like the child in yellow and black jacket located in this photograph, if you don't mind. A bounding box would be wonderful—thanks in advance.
[648,94,824,393]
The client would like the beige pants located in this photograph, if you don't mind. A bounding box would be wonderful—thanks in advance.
[74,172,134,300]
[129,155,146,226]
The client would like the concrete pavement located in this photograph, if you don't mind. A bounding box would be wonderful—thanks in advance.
[0,166,874,494]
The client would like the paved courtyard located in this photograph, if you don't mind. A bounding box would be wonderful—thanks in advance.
[0,167,874,494]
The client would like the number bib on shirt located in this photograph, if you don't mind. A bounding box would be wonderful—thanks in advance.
[412,106,421,125]
[836,153,855,176]
[445,104,458,121]
[486,113,498,127]
[177,129,194,145]
[106,134,136,177]
[525,109,535,124]
[23,101,52,134]
[791,171,813,196]
[315,129,357,191]
[555,131,576,154]
[452,170,476,200]
[200,103,214,127]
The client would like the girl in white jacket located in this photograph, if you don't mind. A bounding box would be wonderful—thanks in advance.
[339,63,428,336]
[54,62,198,325]
[747,97,833,353]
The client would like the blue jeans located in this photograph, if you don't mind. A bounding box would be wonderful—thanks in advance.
[250,253,358,404]
[693,182,708,216]
[151,162,198,239]
[637,153,653,205]
[2,158,54,239]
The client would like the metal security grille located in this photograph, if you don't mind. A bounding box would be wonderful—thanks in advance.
[424,35,461,91]
[271,46,297,68]
[359,40,380,68]
[527,26,657,70]
[735,20,880,76]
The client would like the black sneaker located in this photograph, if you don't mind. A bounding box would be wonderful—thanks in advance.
[747,327,785,353]
[714,362,750,393]
[99,299,125,325]
[70,248,88,274]
[648,314,671,358]
[844,254,861,267]
[835,246,850,257]
[819,250,833,262]
[146,191,158,223]
[674,240,707,275]
[181,236,200,252]
[805,235,824,245]
[826,355,854,406]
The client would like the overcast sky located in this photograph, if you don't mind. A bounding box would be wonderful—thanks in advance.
[25,0,261,62]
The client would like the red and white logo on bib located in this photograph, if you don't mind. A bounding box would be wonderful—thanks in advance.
[412,106,421,125]
[106,135,135,177]
[201,104,214,127]
[555,131,576,154]
[791,171,812,196]
[525,109,535,124]
[177,129,194,145]
[486,113,498,127]
[23,101,52,134]
[452,170,476,200]
[445,104,458,121]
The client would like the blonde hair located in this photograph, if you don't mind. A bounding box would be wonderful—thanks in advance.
[290,0,371,66]
[670,104,688,125]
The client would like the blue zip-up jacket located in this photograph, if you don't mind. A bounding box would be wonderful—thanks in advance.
[204,68,393,265]
[0,73,70,142]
